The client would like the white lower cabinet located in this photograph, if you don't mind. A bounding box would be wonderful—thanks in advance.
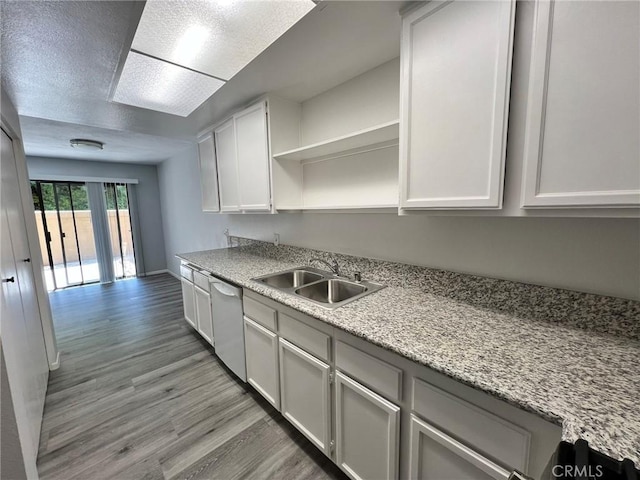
[244,317,280,409]
[335,371,400,480]
[240,293,560,480]
[181,278,196,329]
[409,414,510,480]
[278,338,331,455]
[194,285,214,345]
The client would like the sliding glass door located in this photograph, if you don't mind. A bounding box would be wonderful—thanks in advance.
[31,180,138,290]
[31,181,100,290]
[104,183,136,279]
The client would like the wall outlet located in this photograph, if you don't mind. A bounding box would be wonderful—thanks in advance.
[274,233,280,246]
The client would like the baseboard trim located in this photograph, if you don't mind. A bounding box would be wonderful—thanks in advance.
[168,270,181,280]
[49,351,61,371]
[144,269,169,276]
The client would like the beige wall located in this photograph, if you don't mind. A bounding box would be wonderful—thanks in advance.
[34,210,132,265]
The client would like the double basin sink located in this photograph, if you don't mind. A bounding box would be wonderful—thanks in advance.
[252,267,384,309]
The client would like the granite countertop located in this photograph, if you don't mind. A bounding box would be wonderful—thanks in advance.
[177,246,640,467]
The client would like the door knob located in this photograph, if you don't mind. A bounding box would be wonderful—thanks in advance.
[3,277,15,283]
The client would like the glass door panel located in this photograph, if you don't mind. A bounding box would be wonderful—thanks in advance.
[70,184,100,284]
[104,183,136,279]
[54,183,83,286]
[30,180,102,290]
[31,181,57,291]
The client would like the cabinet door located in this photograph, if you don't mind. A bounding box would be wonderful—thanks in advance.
[194,285,214,345]
[181,278,197,329]
[279,338,331,455]
[198,133,220,212]
[521,0,640,208]
[234,101,271,211]
[335,371,400,480]
[400,0,515,209]
[214,118,240,212]
[244,317,280,409]
[409,414,511,480]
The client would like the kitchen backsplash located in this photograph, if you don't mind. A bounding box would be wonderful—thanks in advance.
[228,235,640,340]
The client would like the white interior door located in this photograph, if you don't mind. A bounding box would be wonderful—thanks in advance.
[234,102,271,211]
[0,128,49,477]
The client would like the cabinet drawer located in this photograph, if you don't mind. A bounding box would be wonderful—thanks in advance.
[180,264,195,281]
[412,378,530,472]
[279,313,330,362]
[336,341,403,402]
[193,270,212,290]
[243,296,277,331]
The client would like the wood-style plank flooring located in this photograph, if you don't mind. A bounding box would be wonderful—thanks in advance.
[37,274,347,480]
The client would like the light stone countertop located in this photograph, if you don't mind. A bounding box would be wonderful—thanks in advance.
[177,246,640,467]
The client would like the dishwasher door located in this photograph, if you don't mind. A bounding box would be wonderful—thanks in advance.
[210,278,246,382]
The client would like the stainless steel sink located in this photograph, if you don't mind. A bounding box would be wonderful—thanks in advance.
[257,269,323,289]
[295,279,367,305]
[252,267,384,309]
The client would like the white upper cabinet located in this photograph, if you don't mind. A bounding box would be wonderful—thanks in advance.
[212,100,273,213]
[214,118,240,212]
[234,101,272,211]
[400,0,515,210]
[197,132,220,212]
[521,0,640,208]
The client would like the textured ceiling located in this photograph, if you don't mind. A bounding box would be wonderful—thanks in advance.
[132,0,315,81]
[0,0,197,149]
[1,0,404,164]
[113,51,226,117]
[20,117,192,164]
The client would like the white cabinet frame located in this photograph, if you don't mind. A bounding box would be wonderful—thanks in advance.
[521,0,640,208]
[244,316,280,409]
[194,284,214,346]
[335,371,400,480]
[399,0,515,209]
[234,101,272,212]
[180,278,197,329]
[409,414,511,480]
[278,338,331,455]
[197,132,220,212]
[214,118,241,212]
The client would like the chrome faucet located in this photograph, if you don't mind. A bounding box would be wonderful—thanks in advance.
[309,257,341,276]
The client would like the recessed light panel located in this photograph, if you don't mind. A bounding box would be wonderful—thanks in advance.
[112,51,225,117]
[132,0,316,81]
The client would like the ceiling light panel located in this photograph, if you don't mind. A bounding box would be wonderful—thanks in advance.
[132,0,316,81]
[112,51,225,117]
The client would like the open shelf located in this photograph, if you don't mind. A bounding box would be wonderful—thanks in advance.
[273,120,400,163]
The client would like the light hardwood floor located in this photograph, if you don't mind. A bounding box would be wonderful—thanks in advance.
[37,273,347,480]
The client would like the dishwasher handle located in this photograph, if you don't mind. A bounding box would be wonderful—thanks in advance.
[211,281,242,298]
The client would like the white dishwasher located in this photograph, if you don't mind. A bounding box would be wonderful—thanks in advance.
[209,277,246,382]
